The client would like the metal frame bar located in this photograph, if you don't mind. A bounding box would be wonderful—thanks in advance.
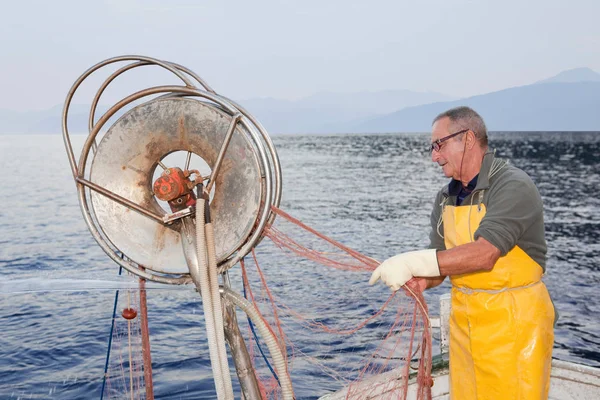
[207,113,242,194]
[63,56,195,179]
[76,177,164,223]
[87,59,216,138]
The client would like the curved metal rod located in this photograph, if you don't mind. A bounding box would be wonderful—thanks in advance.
[76,85,274,280]
[83,62,156,255]
[88,60,216,135]
[168,61,216,94]
[80,174,190,284]
[88,61,152,154]
[88,60,150,134]
[63,55,196,179]
[210,98,282,271]
[215,113,276,272]
[226,98,283,216]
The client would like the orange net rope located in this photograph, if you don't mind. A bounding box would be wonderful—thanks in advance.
[238,206,433,399]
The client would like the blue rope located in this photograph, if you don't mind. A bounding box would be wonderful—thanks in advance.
[100,265,123,399]
[243,280,281,386]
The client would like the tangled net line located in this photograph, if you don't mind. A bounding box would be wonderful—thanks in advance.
[238,206,433,400]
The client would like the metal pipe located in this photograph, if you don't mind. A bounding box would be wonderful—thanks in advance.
[75,177,164,223]
[207,113,242,194]
[223,301,263,399]
[88,61,150,134]
[63,56,196,179]
[87,59,210,134]
[226,99,283,215]
[138,268,154,400]
[185,151,192,171]
[88,59,214,136]
[222,271,263,399]
[167,61,216,94]
[157,160,168,171]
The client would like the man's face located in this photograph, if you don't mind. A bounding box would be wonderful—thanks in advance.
[430,117,466,180]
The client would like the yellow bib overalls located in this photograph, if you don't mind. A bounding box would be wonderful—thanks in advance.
[443,201,555,399]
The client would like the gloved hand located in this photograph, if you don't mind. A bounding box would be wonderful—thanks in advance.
[369,249,440,291]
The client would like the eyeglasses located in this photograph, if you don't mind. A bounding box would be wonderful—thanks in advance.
[429,129,469,153]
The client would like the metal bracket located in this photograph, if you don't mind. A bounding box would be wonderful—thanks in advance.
[162,207,194,224]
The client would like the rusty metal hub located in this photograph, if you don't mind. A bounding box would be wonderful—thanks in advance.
[153,167,202,211]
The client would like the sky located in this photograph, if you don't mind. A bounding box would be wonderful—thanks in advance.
[2,0,600,111]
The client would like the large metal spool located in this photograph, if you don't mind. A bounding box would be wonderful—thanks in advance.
[91,97,263,274]
[63,56,282,284]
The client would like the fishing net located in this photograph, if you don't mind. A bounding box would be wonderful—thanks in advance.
[237,206,433,399]
[101,288,147,400]
[100,205,432,399]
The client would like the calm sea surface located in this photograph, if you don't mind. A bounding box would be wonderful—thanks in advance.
[1,132,599,399]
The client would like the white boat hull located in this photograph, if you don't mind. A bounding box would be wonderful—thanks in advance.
[320,359,600,399]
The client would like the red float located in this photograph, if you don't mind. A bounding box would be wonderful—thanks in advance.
[121,307,138,320]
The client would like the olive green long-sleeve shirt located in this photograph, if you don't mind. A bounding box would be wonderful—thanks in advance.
[429,151,547,270]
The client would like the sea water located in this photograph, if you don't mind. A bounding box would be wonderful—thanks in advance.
[1,132,598,399]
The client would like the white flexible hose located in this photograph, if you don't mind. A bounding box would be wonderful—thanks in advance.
[191,199,293,399]
[221,288,295,400]
[194,199,230,398]
[205,219,234,398]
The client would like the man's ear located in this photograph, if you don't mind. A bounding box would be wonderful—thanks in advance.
[467,130,476,149]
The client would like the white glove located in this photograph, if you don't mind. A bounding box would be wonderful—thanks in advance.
[369,249,440,291]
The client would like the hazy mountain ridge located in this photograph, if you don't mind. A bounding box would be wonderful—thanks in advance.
[2,68,599,134]
[352,81,600,132]
[349,67,600,132]
[0,89,452,134]
[535,67,600,84]
[235,89,455,134]
[0,104,111,134]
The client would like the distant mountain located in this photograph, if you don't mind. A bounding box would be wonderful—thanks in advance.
[2,68,599,134]
[536,67,600,84]
[0,104,111,134]
[0,90,453,134]
[350,81,600,132]
[239,90,455,134]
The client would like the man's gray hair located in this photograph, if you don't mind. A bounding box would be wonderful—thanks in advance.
[432,106,488,148]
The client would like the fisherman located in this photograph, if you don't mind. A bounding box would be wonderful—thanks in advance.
[369,106,555,399]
